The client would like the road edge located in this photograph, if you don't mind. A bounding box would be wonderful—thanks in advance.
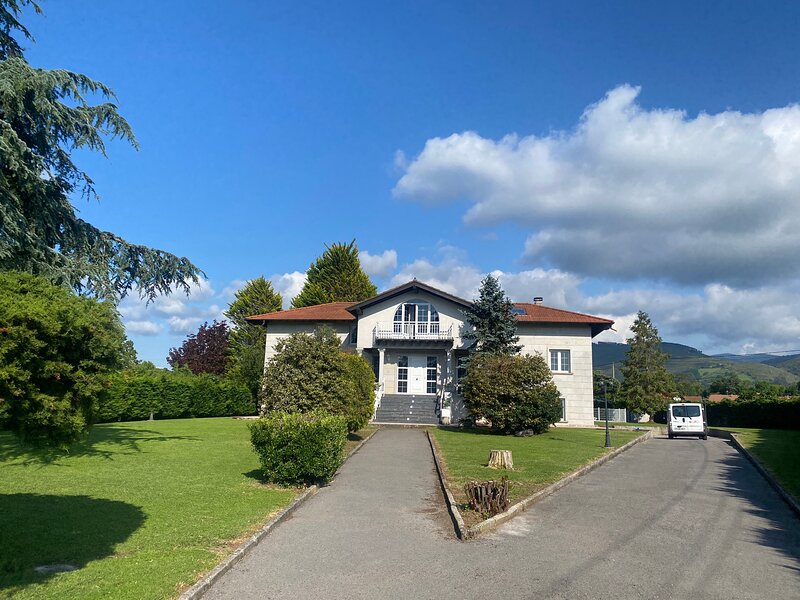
[179,428,380,599]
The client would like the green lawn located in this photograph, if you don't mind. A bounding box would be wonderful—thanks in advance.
[721,428,800,501]
[430,427,643,524]
[0,418,297,599]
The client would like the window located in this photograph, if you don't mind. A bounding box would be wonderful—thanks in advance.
[426,356,437,394]
[397,356,408,393]
[349,325,358,345]
[560,397,566,422]
[550,350,571,373]
[512,307,526,315]
[456,355,468,394]
[672,405,701,418]
[393,300,440,337]
[371,353,379,381]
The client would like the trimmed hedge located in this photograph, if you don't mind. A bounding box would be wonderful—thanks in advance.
[94,368,256,423]
[249,411,348,485]
[707,398,800,430]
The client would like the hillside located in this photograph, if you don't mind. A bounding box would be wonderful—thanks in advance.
[592,342,800,387]
[593,342,704,369]
[764,354,800,376]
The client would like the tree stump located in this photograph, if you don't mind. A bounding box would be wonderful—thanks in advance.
[464,478,510,515]
[488,449,513,470]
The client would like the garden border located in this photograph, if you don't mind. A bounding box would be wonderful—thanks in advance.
[179,427,380,599]
[427,428,653,540]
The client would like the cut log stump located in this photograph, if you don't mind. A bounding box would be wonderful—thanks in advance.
[488,449,513,470]
[464,478,510,515]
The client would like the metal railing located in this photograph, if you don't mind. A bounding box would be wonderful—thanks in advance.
[374,322,454,342]
[594,407,627,422]
[373,381,384,418]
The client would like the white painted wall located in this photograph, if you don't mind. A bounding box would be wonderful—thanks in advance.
[353,289,472,352]
[262,321,353,364]
[517,323,595,427]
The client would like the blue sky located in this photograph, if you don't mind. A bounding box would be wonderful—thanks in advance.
[21,1,800,364]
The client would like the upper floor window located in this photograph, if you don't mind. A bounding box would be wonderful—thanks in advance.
[349,325,358,345]
[393,300,440,334]
[550,349,571,373]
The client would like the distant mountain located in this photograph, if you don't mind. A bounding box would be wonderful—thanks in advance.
[592,342,799,386]
[712,352,800,364]
[764,354,800,377]
[593,341,705,369]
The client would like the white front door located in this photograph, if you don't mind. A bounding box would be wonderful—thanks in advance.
[408,355,427,394]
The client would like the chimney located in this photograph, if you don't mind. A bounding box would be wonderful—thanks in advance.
[533,297,543,305]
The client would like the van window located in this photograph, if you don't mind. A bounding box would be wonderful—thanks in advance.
[672,405,701,418]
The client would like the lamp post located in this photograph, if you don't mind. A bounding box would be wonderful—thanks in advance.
[603,381,611,448]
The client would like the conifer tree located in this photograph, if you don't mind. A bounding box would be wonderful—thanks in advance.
[463,274,521,356]
[620,311,676,417]
[225,277,282,396]
[291,240,377,308]
[0,1,201,301]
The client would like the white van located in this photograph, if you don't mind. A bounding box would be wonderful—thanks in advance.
[667,403,708,440]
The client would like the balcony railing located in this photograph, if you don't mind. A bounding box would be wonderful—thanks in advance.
[374,322,454,342]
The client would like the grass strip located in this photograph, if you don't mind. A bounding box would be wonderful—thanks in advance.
[430,426,642,527]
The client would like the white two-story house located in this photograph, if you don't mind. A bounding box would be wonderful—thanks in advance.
[246,280,612,427]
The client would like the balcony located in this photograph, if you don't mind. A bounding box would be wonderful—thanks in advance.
[374,322,454,343]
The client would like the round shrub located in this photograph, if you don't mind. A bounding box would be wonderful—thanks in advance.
[260,328,374,432]
[248,411,348,485]
[462,353,562,434]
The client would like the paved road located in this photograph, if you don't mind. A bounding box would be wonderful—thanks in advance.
[204,429,800,600]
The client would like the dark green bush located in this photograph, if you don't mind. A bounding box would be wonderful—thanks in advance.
[0,272,135,446]
[249,411,348,485]
[462,353,562,434]
[707,397,800,429]
[339,352,376,432]
[260,328,374,432]
[95,366,255,422]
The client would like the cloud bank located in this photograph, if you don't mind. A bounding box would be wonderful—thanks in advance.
[395,85,800,288]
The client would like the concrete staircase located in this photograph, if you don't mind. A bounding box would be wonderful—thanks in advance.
[373,394,439,425]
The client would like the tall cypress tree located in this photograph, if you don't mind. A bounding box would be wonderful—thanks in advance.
[620,311,676,417]
[291,240,377,308]
[463,274,521,356]
[225,277,282,396]
[0,1,201,301]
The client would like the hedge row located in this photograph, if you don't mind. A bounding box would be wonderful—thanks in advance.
[94,369,256,423]
[706,398,800,430]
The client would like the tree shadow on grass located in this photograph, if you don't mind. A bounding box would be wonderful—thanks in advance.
[0,493,145,592]
[714,441,800,575]
[0,425,198,465]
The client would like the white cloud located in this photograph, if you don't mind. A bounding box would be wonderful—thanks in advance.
[167,316,204,336]
[394,85,800,287]
[269,271,306,309]
[360,249,398,278]
[119,279,226,340]
[388,251,800,354]
[389,254,581,308]
[125,320,162,336]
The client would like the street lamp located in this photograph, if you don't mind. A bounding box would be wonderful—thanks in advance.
[603,381,611,448]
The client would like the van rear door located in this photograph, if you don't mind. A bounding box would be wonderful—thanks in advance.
[671,404,704,433]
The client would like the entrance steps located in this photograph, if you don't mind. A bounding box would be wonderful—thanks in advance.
[373,393,439,425]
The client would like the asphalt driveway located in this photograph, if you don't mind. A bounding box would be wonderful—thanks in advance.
[203,428,800,600]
